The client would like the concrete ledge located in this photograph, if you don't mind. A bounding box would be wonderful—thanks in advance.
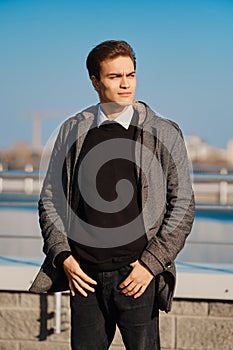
[0,292,232,350]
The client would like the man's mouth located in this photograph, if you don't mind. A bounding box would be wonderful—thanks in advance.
[118,92,132,96]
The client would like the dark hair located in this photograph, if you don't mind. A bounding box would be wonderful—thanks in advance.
[86,40,136,80]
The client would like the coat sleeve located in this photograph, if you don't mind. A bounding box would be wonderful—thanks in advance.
[140,127,195,276]
[39,123,71,267]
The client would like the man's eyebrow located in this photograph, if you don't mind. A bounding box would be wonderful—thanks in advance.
[107,71,136,77]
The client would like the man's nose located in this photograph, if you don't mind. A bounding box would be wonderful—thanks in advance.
[120,76,130,88]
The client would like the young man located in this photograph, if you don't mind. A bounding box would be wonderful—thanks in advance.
[30,40,195,350]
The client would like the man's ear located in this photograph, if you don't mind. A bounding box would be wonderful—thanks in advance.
[91,75,100,92]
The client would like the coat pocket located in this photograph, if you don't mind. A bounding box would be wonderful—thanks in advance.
[157,268,175,313]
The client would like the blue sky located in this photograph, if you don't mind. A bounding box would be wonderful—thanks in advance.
[1,0,233,149]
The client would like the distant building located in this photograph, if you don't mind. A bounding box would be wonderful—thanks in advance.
[227,139,233,165]
[0,135,233,173]
[185,135,233,173]
[0,141,42,170]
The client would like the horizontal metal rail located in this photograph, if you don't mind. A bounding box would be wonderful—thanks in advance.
[196,204,233,210]
[1,171,233,205]
[1,171,233,180]
[192,173,233,183]
[0,171,41,194]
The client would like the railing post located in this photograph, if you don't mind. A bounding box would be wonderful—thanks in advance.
[0,164,3,193]
[54,292,62,334]
[24,164,34,194]
[219,168,228,205]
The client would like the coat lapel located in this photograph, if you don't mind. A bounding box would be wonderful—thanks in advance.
[135,126,157,187]
[73,116,96,172]
[65,108,97,220]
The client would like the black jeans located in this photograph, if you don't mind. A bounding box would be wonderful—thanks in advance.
[70,264,160,350]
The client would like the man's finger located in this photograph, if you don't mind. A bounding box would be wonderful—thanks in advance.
[119,277,133,289]
[122,285,142,296]
[120,282,136,293]
[72,280,88,297]
[68,278,76,297]
[73,270,97,286]
[74,276,96,293]
[133,286,146,299]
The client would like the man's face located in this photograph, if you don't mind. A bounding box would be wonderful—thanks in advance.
[91,55,136,105]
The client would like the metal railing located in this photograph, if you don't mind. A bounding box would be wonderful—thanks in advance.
[1,170,233,205]
[192,173,233,206]
[0,170,41,194]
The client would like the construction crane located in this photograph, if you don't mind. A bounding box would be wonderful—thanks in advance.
[25,110,72,149]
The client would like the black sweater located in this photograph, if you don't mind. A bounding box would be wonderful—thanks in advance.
[59,120,147,271]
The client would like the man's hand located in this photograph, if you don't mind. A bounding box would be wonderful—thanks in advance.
[118,260,154,299]
[63,255,97,297]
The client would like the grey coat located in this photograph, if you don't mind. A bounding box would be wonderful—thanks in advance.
[29,102,195,312]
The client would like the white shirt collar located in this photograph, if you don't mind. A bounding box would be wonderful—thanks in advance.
[97,104,134,129]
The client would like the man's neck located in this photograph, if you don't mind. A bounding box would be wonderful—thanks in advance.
[100,103,130,120]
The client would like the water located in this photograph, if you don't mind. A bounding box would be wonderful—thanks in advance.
[0,194,233,273]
